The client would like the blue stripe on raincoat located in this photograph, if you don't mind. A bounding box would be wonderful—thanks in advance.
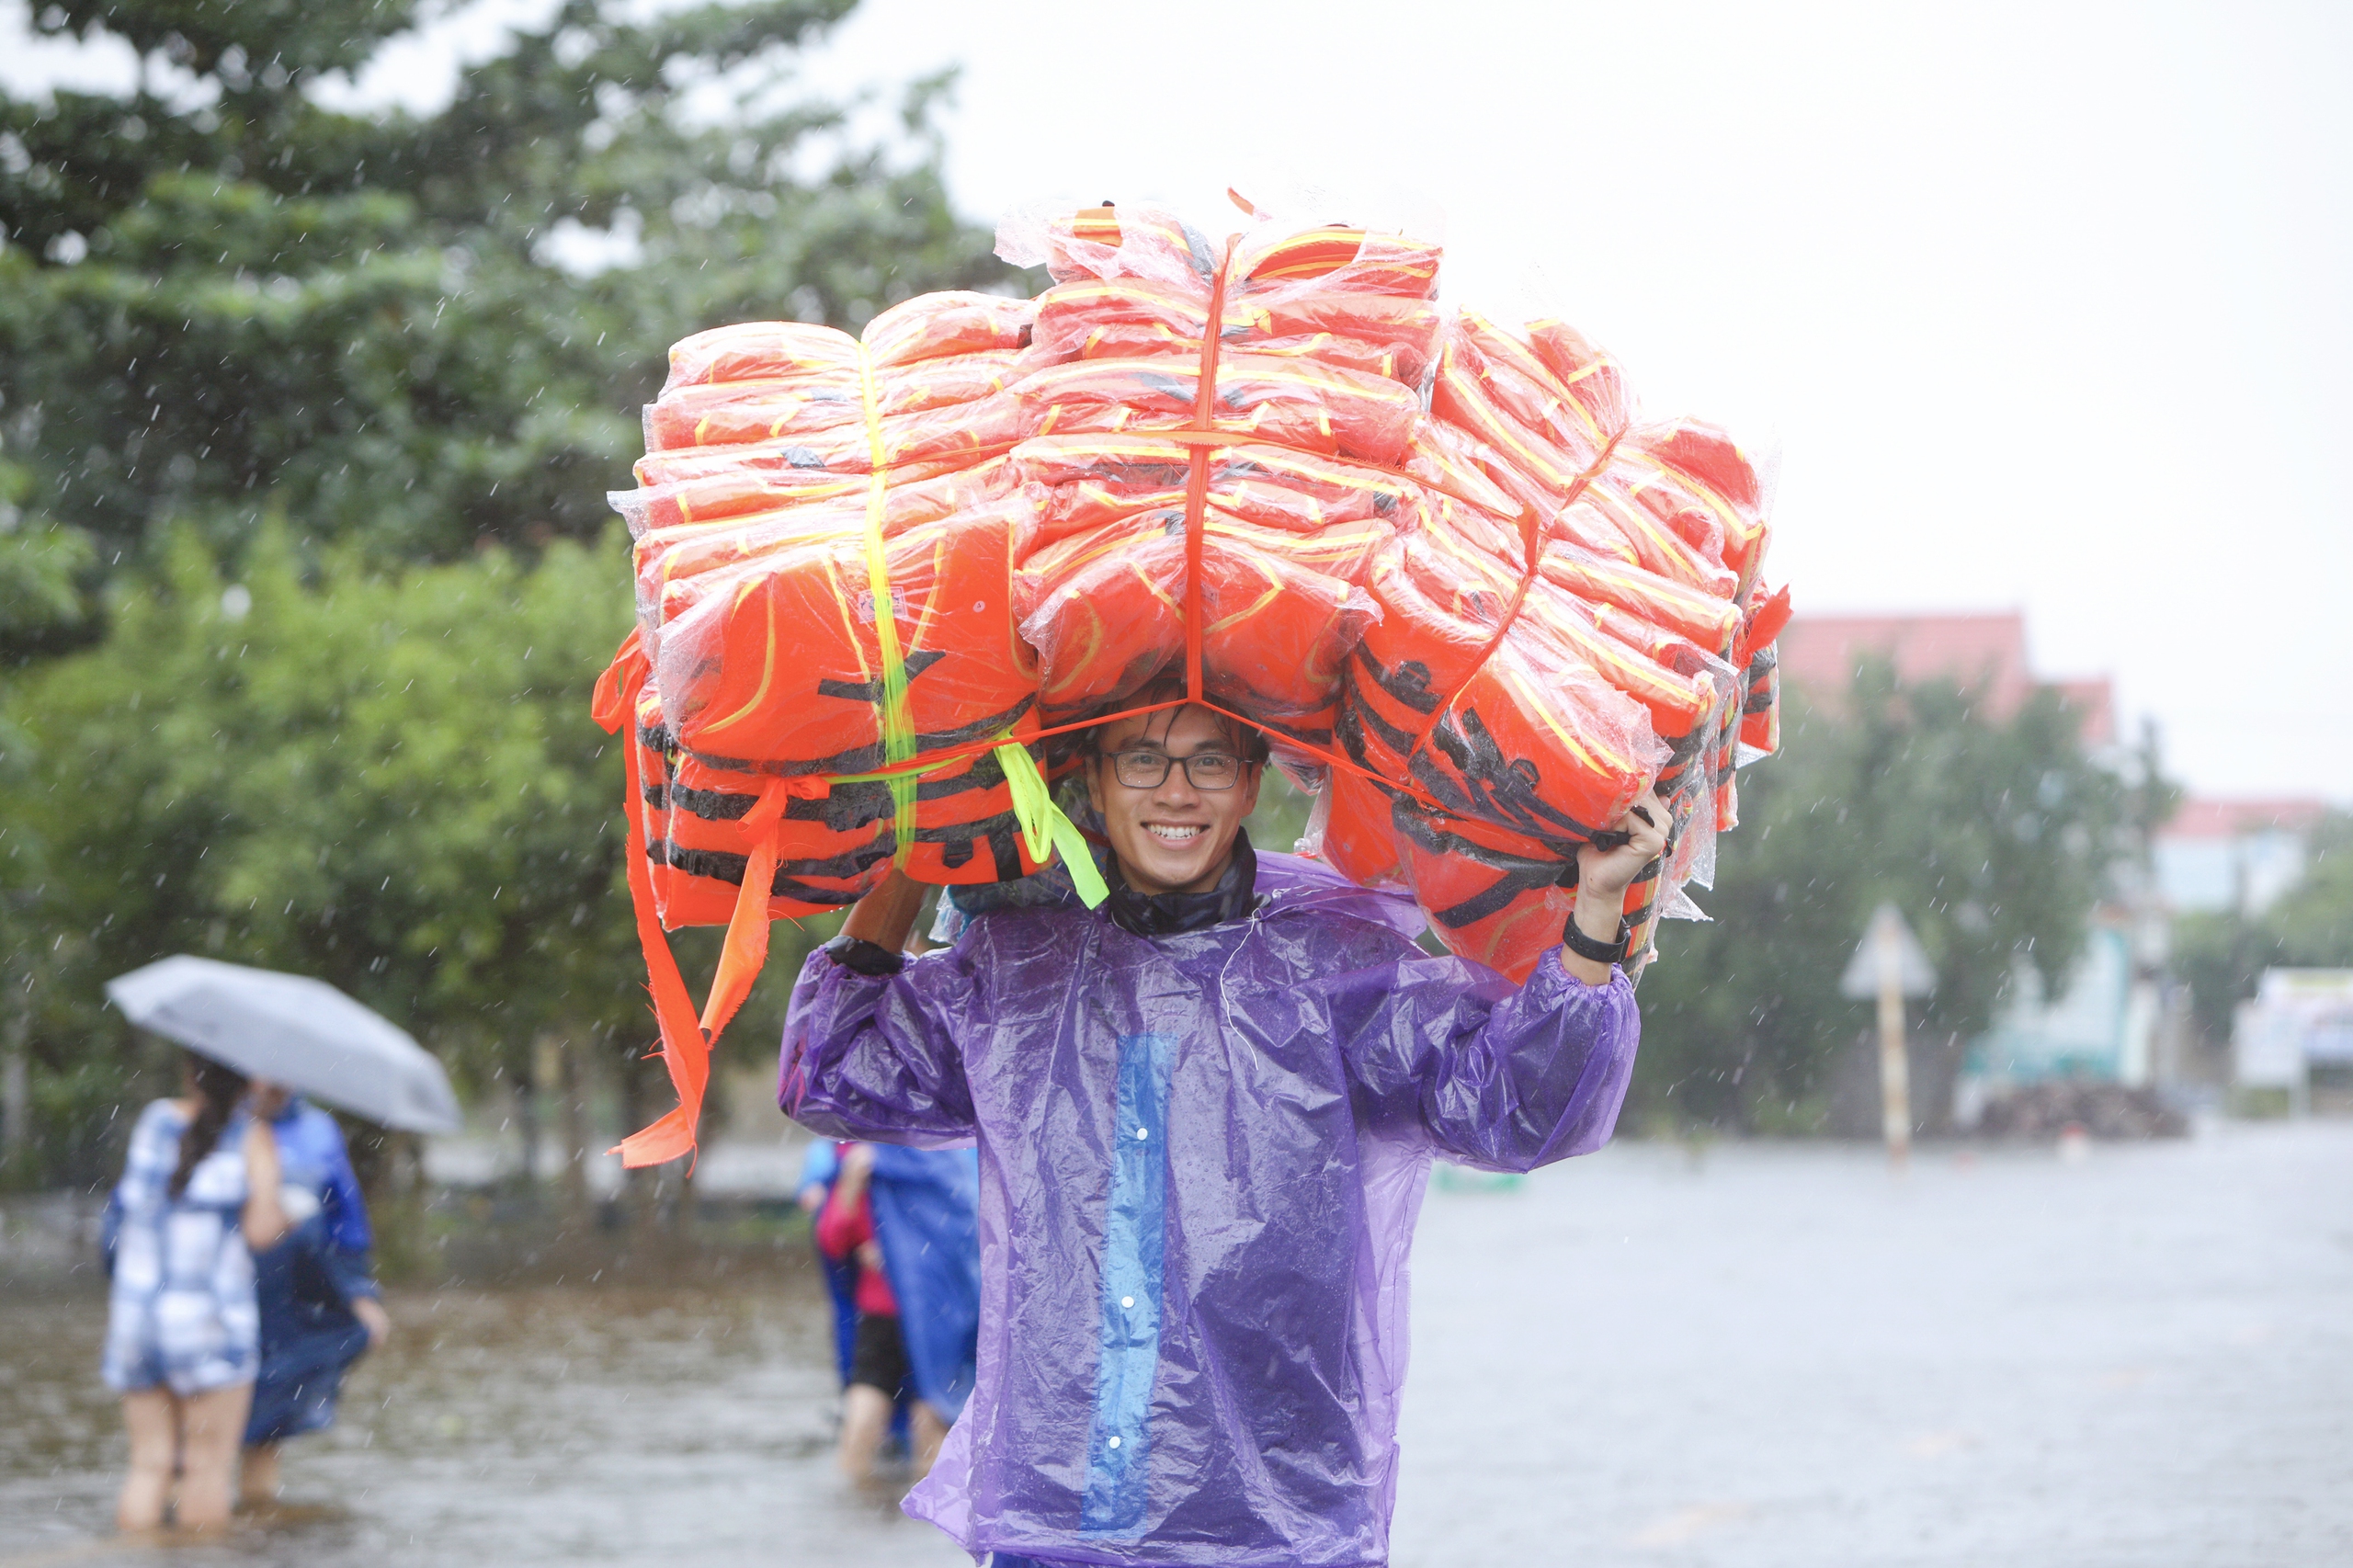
[1081,1032,1174,1537]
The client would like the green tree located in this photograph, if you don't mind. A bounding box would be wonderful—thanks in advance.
[2,529,609,1173]
[0,526,843,1187]
[0,0,1012,1185]
[2173,812,2353,1046]
[1,0,1015,653]
[1628,661,2132,1133]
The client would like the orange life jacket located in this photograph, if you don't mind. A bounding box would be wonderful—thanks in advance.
[597,203,1796,1170]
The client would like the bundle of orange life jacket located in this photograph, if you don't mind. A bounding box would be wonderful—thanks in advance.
[593,200,1791,1166]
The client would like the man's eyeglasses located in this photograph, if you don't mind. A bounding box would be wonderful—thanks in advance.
[1102,749,1246,791]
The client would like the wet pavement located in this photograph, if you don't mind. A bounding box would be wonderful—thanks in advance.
[5,1119,2348,1566]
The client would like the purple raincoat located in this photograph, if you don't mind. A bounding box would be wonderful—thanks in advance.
[779,853,1640,1567]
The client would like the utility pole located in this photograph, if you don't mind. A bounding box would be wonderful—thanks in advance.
[2,1009,27,1179]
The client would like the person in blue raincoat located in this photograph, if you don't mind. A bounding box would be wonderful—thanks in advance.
[780,685,1665,1567]
[236,1083,392,1509]
[813,1140,982,1481]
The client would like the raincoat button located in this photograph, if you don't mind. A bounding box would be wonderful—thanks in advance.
[1121,1296,1135,1309]
[1135,1127,1149,1141]
[1108,1436,1122,1449]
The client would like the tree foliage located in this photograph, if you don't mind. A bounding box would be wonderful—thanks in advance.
[1627,663,2132,1133]
[0,0,1010,1185]
[1,530,608,1174]
[1,0,1016,654]
[0,526,851,1185]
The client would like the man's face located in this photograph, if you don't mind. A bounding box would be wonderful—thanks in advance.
[249,1081,292,1119]
[1084,704,1262,897]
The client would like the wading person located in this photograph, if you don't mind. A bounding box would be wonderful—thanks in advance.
[781,686,1662,1566]
[238,1082,392,1511]
[806,1143,983,1483]
[815,1142,958,1482]
[103,1053,290,1533]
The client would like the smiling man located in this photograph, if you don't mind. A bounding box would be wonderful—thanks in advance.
[780,683,1663,1567]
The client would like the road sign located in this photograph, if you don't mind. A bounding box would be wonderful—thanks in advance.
[1841,903,1935,1169]
[1840,903,1935,999]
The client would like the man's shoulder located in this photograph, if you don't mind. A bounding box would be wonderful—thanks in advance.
[1257,882,1429,957]
[951,899,1100,960]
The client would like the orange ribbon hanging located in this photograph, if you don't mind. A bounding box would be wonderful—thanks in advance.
[596,633,720,1169]
[1182,237,1238,705]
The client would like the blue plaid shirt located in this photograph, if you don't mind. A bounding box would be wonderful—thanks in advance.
[102,1099,259,1395]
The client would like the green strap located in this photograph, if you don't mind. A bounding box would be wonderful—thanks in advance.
[994,740,1108,908]
[856,346,919,866]
[839,345,1097,903]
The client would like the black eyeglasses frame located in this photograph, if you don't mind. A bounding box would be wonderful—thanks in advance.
[1099,748,1249,791]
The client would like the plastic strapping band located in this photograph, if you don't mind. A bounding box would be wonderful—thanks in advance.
[995,739,1109,907]
[857,344,920,867]
[1182,239,1237,704]
[1399,428,1627,781]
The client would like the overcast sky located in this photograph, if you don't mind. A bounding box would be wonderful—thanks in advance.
[8,0,2348,802]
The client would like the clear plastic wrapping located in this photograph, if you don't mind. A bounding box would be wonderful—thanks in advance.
[1014,508,1385,724]
[601,200,1791,982]
[652,496,1039,770]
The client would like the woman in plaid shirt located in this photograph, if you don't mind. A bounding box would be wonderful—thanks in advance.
[102,1053,289,1532]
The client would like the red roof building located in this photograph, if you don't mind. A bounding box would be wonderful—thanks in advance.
[2154,796,2331,914]
[2160,799,2331,840]
[1777,612,2114,744]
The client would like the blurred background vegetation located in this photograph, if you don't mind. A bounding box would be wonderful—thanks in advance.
[5,0,2345,1197]
[0,0,1017,1188]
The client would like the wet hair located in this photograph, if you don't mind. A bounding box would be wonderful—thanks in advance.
[170,1053,250,1200]
[1084,676,1271,765]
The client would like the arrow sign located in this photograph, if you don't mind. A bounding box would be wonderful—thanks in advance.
[1840,903,1935,1000]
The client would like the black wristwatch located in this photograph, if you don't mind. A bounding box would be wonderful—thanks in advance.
[822,934,905,976]
[1560,915,1631,966]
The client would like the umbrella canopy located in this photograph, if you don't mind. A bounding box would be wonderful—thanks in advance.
[106,956,461,1133]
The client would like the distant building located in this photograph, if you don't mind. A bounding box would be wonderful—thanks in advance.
[2154,798,2329,915]
[1968,908,2160,1092]
[2234,970,2353,1109]
[1776,611,2114,744]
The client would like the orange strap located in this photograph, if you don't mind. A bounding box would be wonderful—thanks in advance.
[598,636,718,1169]
[1183,238,1238,703]
[1394,422,1627,781]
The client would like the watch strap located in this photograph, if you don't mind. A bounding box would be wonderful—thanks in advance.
[1560,915,1630,966]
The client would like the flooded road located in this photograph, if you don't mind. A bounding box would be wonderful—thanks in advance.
[2,1274,966,1568]
[6,1120,2349,1566]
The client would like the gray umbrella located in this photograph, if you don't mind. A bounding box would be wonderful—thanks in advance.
[106,956,461,1133]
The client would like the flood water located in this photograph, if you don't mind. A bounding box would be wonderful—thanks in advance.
[6,1120,2349,1567]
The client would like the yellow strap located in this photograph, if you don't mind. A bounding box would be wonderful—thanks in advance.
[856,345,919,866]
[758,348,1102,905]
[994,740,1109,908]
